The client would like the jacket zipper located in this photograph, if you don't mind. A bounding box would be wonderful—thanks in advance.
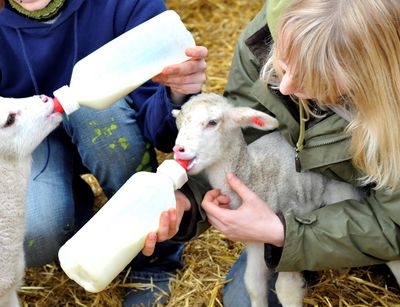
[295,134,350,172]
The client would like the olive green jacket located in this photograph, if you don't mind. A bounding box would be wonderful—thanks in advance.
[177,2,400,271]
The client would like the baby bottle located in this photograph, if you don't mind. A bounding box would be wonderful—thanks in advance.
[58,159,188,293]
[53,10,195,115]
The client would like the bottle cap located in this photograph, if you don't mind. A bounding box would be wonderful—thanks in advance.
[53,86,80,115]
[156,159,188,190]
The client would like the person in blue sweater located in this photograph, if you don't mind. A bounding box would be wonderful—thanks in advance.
[0,0,207,305]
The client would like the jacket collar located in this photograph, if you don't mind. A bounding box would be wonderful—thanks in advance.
[0,0,84,28]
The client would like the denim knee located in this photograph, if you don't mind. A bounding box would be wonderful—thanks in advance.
[63,98,158,198]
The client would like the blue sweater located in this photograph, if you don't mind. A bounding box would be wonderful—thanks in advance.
[0,0,180,152]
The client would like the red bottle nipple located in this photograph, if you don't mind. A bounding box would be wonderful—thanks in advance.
[176,159,190,170]
[53,97,65,113]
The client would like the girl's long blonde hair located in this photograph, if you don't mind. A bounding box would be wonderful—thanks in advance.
[263,0,400,190]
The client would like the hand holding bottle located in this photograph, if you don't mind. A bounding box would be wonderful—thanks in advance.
[58,160,188,293]
[53,10,197,115]
[142,190,191,256]
[152,46,208,104]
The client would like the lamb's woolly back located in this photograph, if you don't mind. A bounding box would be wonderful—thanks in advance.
[0,96,62,306]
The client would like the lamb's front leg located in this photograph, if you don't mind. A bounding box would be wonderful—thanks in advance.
[245,242,269,307]
[275,271,305,307]
[0,291,20,307]
[0,254,23,307]
[0,239,24,307]
[386,260,400,286]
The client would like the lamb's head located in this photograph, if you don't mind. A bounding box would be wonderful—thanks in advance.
[172,93,279,175]
[0,96,62,159]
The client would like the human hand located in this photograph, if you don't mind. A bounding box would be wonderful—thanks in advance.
[201,173,285,247]
[152,46,208,104]
[141,190,191,256]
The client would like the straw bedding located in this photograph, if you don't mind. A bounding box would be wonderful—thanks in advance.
[18,1,400,306]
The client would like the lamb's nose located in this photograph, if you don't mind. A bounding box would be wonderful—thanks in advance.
[173,145,185,153]
[40,95,50,103]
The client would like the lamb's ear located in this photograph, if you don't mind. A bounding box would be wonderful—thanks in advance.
[230,107,279,130]
[171,109,180,118]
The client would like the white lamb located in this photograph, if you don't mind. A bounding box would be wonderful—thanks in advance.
[0,96,62,307]
[172,93,400,307]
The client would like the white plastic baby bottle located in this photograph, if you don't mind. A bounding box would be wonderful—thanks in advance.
[58,159,188,293]
[53,10,195,115]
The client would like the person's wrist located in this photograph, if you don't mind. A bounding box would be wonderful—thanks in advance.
[270,213,285,247]
[176,190,191,211]
[170,90,187,105]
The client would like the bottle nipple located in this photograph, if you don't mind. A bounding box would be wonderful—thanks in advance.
[53,86,80,115]
[53,97,65,113]
[156,160,188,189]
[175,159,190,170]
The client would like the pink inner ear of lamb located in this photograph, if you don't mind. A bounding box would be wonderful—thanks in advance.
[250,117,265,127]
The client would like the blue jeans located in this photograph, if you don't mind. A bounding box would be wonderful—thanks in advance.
[24,98,183,302]
[223,251,281,307]
[123,241,184,306]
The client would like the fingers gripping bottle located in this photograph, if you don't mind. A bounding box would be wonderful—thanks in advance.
[53,10,195,115]
[58,160,188,293]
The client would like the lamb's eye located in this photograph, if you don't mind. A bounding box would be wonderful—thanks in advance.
[206,119,218,127]
[4,113,16,128]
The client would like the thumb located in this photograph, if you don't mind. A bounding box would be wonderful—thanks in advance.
[226,173,253,200]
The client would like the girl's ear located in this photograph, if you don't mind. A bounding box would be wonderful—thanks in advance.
[230,107,279,130]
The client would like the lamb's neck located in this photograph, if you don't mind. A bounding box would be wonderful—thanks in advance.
[0,156,32,176]
[205,133,251,208]
[0,157,31,212]
[231,142,252,181]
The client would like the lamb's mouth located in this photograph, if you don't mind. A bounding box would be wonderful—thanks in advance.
[46,100,60,118]
[175,158,196,172]
[46,109,62,121]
